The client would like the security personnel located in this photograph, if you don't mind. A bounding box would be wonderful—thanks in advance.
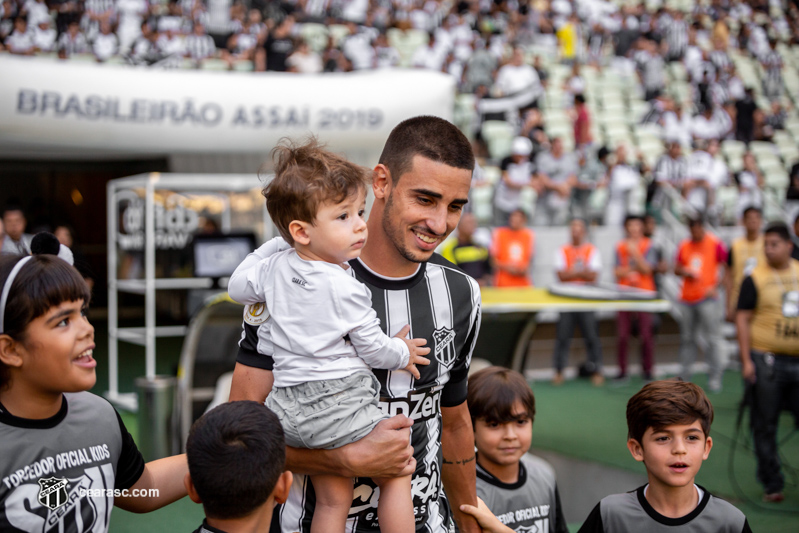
[736,222,799,503]
[725,206,766,322]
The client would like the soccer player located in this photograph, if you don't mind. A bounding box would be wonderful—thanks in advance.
[736,222,799,503]
[227,139,430,533]
[229,116,483,533]
[578,380,751,532]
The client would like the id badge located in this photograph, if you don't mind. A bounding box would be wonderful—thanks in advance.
[783,291,799,318]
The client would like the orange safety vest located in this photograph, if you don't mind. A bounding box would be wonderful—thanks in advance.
[560,242,597,272]
[615,237,656,291]
[677,234,725,303]
[492,227,535,287]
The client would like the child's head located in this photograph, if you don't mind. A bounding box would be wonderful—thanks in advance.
[626,380,714,489]
[468,367,536,468]
[186,401,292,521]
[263,139,370,263]
[0,254,93,393]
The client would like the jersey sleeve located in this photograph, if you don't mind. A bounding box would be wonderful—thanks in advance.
[113,410,146,491]
[576,502,605,533]
[442,279,481,407]
[553,486,569,533]
[741,519,753,533]
[737,276,757,310]
[236,321,274,370]
[339,277,410,370]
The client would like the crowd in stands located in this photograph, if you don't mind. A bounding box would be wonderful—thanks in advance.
[2,1,799,226]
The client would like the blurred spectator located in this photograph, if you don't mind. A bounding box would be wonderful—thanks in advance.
[643,213,669,295]
[573,146,608,220]
[412,32,445,71]
[128,21,161,65]
[684,139,718,218]
[735,87,757,143]
[158,27,185,58]
[490,209,535,288]
[734,152,764,219]
[6,16,34,55]
[572,94,592,150]
[374,32,399,68]
[341,22,376,70]
[519,108,548,159]
[557,13,580,64]
[494,47,542,109]
[257,15,294,72]
[82,0,117,44]
[760,38,783,101]
[724,206,765,322]
[674,216,728,392]
[552,218,604,386]
[22,0,49,27]
[441,213,492,287]
[57,19,89,57]
[662,103,692,147]
[117,0,149,53]
[690,105,726,141]
[93,21,119,62]
[534,137,577,226]
[793,213,799,261]
[184,22,216,65]
[54,224,95,290]
[1,205,33,255]
[636,38,666,101]
[651,141,688,208]
[494,137,536,226]
[603,145,644,227]
[287,39,323,73]
[32,19,56,52]
[614,214,657,381]
[462,38,496,93]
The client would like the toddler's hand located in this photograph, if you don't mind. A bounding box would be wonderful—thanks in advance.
[394,325,431,379]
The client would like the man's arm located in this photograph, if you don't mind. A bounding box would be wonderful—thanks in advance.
[228,362,273,402]
[441,401,479,533]
[736,275,758,383]
[228,364,415,478]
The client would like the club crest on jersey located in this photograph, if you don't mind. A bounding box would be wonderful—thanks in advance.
[243,303,270,326]
[37,477,68,510]
[433,327,456,367]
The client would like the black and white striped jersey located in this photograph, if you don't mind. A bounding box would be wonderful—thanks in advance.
[237,253,482,532]
[0,392,144,532]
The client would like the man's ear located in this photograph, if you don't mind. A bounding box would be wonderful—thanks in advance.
[627,438,645,463]
[272,471,293,505]
[372,164,391,200]
[185,473,203,504]
[0,335,23,370]
[288,220,311,246]
[702,436,713,460]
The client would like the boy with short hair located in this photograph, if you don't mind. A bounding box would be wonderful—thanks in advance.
[578,380,751,532]
[185,401,292,533]
[466,366,568,533]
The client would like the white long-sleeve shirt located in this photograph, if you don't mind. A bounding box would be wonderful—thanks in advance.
[228,243,410,387]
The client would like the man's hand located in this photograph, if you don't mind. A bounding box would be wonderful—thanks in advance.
[742,359,756,384]
[337,416,416,478]
[395,325,431,379]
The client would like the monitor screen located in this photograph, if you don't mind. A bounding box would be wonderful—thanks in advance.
[193,233,256,278]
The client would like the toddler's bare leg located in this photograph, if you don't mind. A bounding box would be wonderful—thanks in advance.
[373,475,414,533]
[311,475,354,533]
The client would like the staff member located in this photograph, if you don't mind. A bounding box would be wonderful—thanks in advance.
[724,206,765,322]
[736,222,799,504]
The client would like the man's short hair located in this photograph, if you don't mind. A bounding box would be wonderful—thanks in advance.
[686,214,705,227]
[378,116,474,184]
[467,366,536,425]
[626,380,714,445]
[2,204,24,218]
[187,401,286,520]
[262,138,370,245]
[764,221,791,242]
[624,214,644,226]
[742,205,762,218]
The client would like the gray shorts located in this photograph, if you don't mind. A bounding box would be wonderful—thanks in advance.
[265,371,387,450]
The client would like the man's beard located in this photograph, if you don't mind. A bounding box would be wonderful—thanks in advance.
[382,192,425,264]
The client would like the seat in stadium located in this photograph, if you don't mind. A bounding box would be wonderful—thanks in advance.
[201,58,229,70]
[469,184,495,224]
[481,120,515,161]
[300,23,329,53]
[721,139,746,161]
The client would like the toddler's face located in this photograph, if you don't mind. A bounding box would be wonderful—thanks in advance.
[305,188,368,266]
